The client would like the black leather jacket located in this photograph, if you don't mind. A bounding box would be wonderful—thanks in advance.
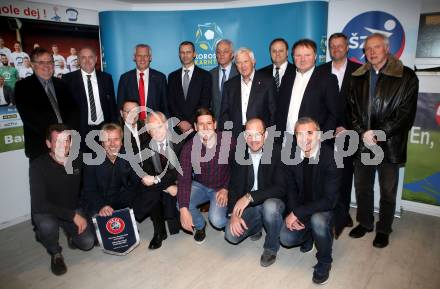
[348,55,418,164]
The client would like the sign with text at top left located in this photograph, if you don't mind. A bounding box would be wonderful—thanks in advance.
[93,208,140,255]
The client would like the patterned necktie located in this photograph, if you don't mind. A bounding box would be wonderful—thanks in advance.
[274,66,280,89]
[182,69,190,99]
[86,75,97,122]
[44,80,62,123]
[220,68,226,94]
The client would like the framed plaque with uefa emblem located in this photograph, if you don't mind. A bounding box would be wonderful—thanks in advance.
[92,208,140,255]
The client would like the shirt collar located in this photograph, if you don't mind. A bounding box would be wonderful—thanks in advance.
[332,58,347,71]
[81,69,96,78]
[241,69,255,84]
[296,66,315,77]
[182,64,195,74]
[137,68,149,76]
[274,61,288,70]
[220,62,232,72]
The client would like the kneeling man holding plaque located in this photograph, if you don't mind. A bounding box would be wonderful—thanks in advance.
[93,208,140,255]
[82,123,140,254]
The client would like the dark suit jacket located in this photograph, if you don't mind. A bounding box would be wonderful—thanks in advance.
[209,63,238,118]
[117,68,169,116]
[319,59,361,128]
[15,74,79,160]
[283,144,342,223]
[276,65,339,135]
[227,144,285,214]
[132,135,183,220]
[82,152,140,215]
[167,65,212,124]
[63,70,118,138]
[258,62,295,89]
[220,70,276,138]
[1,85,14,105]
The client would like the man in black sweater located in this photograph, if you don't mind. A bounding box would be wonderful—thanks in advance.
[30,124,94,276]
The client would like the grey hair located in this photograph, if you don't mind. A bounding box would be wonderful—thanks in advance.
[134,44,152,55]
[294,117,320,133]
[216,39,234,51]
[146,111,167,123]
[365,33,390,48]
[235,47,255,62]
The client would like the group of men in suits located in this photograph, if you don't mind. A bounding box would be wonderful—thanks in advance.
[14,32,418,284]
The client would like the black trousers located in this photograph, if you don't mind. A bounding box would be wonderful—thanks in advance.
[354,159,399,234]
[33,213,95,255]
[334,154,354,232]
[132,188,179,235]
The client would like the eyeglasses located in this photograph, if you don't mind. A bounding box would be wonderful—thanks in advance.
[34,60,54,66]
[244,131,265,140]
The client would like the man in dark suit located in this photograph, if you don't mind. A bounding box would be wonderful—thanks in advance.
[220,47,276,138]
[225,118,285,267]
[259,38,295,91]
[63,47,118,151]
[0,75,14,106]
[132,111,182,249]
[320,33,362,239]
[280,117,342,285]
[15,48,79,161]
[117,44,168,117]
[276,39,339,141]
[209,39,238,118]
[167,41,212,134]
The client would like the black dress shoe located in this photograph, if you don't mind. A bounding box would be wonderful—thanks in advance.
[349,224,373,238]
[373,233,389,248]
[51,252,67,276]
[148,233,167,250]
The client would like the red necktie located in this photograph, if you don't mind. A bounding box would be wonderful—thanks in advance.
[138,72,146,120]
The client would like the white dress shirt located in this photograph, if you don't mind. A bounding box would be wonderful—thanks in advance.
[285,67,315,134]
[249,148,263,191]
[81,69,104,125]
[331,59,347,91]
[241,70,255,125]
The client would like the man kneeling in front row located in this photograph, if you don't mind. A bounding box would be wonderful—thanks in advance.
[30,124,95,276]
[225,118,285,267]
[280,117,341,284]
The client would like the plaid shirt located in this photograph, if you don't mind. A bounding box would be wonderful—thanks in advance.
[177,133,235,208]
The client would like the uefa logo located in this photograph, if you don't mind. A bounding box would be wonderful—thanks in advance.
[194,23,223,69]
[342,11,405,64]
[106,217,126,235]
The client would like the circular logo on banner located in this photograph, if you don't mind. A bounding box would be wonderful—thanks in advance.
[342,11,405,64]
[436,103,440,126]
[106,217,125,235]
[194,22,223,69]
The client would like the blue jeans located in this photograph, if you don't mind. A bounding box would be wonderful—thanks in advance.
[183,181,228,230]
[280,211,334,264]
[33,213,95,255]
[225,198,285,253]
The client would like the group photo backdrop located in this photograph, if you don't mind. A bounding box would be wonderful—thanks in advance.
[99,1,328,82]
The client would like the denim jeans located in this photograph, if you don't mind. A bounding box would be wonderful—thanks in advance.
[182,181,228,230]
[225,198,285,253]
[33,213,95,255]
[354,159,399,234]
[280,211,333,264]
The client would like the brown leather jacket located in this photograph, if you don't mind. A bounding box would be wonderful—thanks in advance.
[348,55,418,164]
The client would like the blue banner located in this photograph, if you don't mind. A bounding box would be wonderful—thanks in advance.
[99,1,328,81]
